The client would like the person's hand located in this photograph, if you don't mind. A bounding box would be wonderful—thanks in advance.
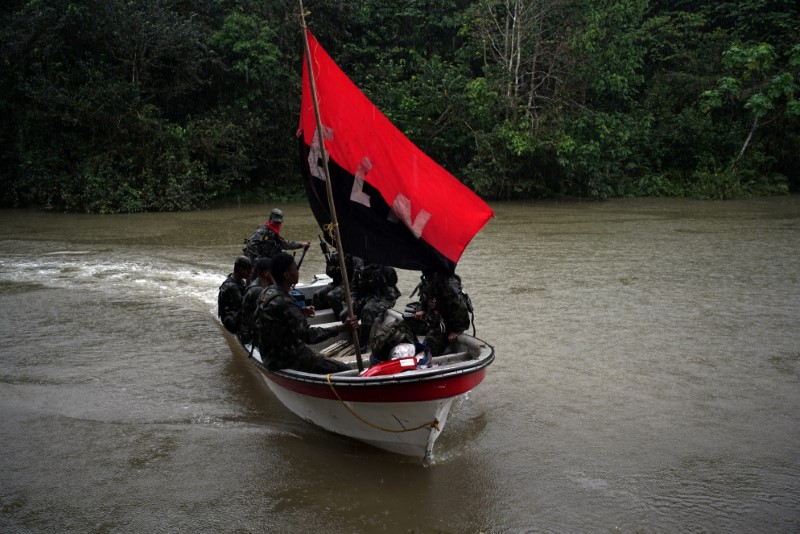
[338,315,359,333]
[303,242,311,250]
[447,331,461,343]
[301,305,315,318]
[415,310,426,320]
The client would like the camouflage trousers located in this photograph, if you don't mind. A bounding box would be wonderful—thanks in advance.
[423,331,454,357]
[314,284,345,318]
[358,296,396,347]
[312,283,337,309]
[293,346,350,374]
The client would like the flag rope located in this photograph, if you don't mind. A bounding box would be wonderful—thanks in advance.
[323,222,338,246]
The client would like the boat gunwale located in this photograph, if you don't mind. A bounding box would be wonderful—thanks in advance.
[263,348,494,388]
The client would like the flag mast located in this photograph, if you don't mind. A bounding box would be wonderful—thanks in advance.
[298,1,364,371]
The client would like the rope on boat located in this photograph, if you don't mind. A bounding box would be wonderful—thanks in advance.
[322,222,338,245]
[325,374,440,433]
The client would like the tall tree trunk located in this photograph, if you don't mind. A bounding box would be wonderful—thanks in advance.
[734,116,758,168]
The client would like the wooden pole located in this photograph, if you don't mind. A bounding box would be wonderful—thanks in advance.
[298,1,365,371]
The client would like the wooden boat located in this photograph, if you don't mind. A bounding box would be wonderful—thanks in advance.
[238,305,494,463]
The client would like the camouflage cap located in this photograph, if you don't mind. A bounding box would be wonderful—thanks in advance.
[269,208,284,223]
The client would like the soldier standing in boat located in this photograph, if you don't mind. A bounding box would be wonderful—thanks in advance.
[415,267,472,356]
[255,252,357,373]
[242,208,310,262]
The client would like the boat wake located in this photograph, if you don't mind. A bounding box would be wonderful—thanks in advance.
[0,252,223,307]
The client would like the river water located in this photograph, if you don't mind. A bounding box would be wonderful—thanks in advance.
[0,198,798,532]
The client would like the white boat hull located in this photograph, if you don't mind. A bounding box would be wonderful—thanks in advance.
[260,372,454,460]
[230,309,493,463]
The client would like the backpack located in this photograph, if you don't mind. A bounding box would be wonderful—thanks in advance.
[253,288,288,351]
[370,320,416,362]
[242,226,284,260]
[354,264,398,295]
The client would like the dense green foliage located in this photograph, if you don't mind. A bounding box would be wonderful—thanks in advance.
[1,0,798,212]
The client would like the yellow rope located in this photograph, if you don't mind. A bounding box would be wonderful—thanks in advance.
[325,374,440,433]
[322,222,338,245]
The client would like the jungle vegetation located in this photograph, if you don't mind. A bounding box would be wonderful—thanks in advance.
[1,0,798,212]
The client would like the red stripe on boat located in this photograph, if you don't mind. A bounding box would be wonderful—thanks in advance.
[260,368,487,402]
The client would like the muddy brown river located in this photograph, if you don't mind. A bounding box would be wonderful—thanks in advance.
[1,197,798,532]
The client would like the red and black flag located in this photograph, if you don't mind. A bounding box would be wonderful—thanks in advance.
[298,30,494,272]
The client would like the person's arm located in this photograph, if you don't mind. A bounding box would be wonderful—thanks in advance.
[218,282,241,316]
[283,238,311,250]
[287,303,356,344]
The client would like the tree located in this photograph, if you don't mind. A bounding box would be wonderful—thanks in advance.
[700,43,800,167]
[464,0,648,198]
[1,0,796,210]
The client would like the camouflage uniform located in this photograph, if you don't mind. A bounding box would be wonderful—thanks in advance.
[217,274,246,333]
[312,282,338,311]
[312,251,343,310]
[313,252,362,318]
[238,278,267,344]
[242,225,305,262]
[419,273,471,356]
[370,320,417,362]
[349,263,401,347]
[325,285,346,318]
[255,285,350,373]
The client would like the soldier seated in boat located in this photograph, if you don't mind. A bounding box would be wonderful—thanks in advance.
[242,208,310,262]
[255,252,357,374]
[313,250,362,319]
[238,256,273,345]
[218,255,252,333]
[346,262,401,350]
[415,267,472,356]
